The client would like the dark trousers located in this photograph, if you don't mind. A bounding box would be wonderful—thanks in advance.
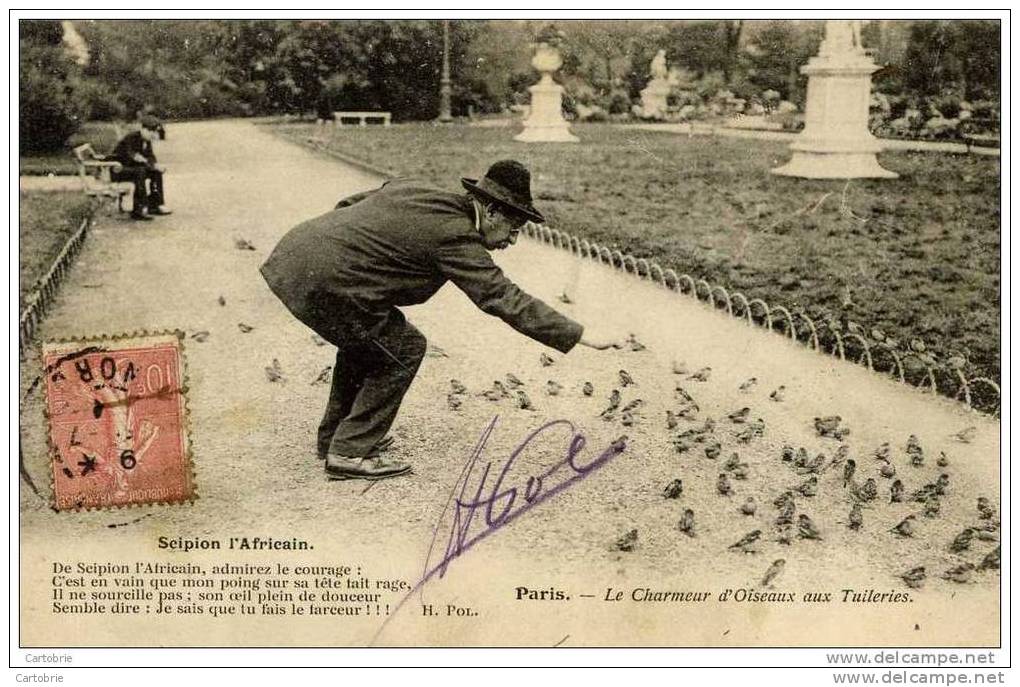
[305,307,426,458]
[112,165,165,214]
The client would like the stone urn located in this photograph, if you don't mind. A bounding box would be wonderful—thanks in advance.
[514,42,579,143]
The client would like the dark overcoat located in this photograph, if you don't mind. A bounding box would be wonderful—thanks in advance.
[260,178,583,353]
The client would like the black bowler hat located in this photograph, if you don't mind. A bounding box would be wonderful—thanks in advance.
[461,160,545,224]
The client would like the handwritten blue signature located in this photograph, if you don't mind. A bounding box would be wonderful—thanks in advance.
[371,415,626,643]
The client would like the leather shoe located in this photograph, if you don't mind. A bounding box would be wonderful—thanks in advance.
[325,453,411,481]
[130,213,153,221]
[149,207,173,216]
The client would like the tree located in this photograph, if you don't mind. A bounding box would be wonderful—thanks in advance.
[19,20,84,153]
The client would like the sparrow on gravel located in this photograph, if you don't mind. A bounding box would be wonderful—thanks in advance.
[447,394,462,411]
[776,500,796,527]
[795,476,818,498]
[674,384,695,404]
[582,381,594,397]
[900,566,926,589]
[774,525,794,546]
[717,473,733,496]
[739,377,758,393]
[626,334,647,352]
[238,322,255,333]
[736,419,765,444]
[600,390,622,417]
[481,387,503,402]
[264,359,284,383]
[540,353,555,367]
[848,503,864,531]
[942,563,975,584]
[614,529,638,552]
[773,491,795,510]
[610,435,628,453]
[949,528,974,553]
[937,451,950,468]
[621,412,636,427]
[621,399,645,413]
[450,379,467,395]
[760,559,785,588]
[217,295,226,306]
[874,442,891,462]
[311,334,327,347]
[676,403,699,420]
[677,509,696,537]
[830,445,850,468]
[890,480,904,503]
[740,497,757,516]
[311,366,332,385]
[794,447,810,468]
[724,453,741,471]
[923,495,941,519]
[505,373,524,388]
[517,390,535,411]
[673,437,694,454]
[663,479,684,500]
[427,344,449,358]
[705,441,722,461]
[890,515,916,537]
[797,514,822,540]
[854,478,878,503]
[728,529,761,553]
[546,380,563,396]
[672,360,689,375]
[666,410,679,430]
[952,426,977,444]
[978,546,1000,572]
[558,292,573,304]
[906,435,925,466]
[815,415,849,440]
[935,473,950,495]
[769,386,786,402]
[727,407,750,424]
[688,367,711,382]
[618,369,636,387]
[977,497,996,520]
[234,238,256,251]
[190,331,210,343]
[879,462,897,479]
[781,445,795,463]
[795,453,827,475]
[489,381,512,398]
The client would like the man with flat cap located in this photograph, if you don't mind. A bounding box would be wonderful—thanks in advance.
[109,114,171,221]
[261,160,620,481]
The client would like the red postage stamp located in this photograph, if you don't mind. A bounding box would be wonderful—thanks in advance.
[42,332,194,510]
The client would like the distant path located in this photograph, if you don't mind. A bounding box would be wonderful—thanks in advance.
[19,119,999,647]
[624,122,1001,157]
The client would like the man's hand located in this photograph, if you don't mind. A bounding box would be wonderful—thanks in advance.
[153,164,166,173]
[579,329,625,350]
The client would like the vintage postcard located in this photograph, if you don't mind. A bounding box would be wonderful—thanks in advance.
[16,16,1003,659]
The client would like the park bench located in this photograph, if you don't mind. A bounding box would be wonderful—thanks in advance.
[959,118,1000,152]
[71,143,133,212]
[333,111,392,127]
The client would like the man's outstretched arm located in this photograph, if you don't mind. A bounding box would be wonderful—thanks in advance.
[435,237,591,353]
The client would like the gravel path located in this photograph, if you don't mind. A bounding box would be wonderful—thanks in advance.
[19,120,999,647]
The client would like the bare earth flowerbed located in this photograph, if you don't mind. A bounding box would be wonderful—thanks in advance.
[19,191,95,309]
[271,121,1001,392]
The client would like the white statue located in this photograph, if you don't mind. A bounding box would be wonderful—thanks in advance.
[820,20,864,56]
[650,49,668,81]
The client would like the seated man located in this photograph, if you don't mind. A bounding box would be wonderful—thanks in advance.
[110,115,171,221]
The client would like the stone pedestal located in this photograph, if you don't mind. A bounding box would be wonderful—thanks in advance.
[515,43,578,143]
[773,25,897,179]
[639,80,671,119]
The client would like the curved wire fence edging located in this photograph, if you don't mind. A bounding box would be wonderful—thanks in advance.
[19,216,92,355]
[523,223,1000,416]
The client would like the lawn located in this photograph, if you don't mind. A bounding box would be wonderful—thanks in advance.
[19,191,96,310]
[270,121,1001,393]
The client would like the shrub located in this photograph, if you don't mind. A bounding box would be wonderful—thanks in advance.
[19,42,84,153]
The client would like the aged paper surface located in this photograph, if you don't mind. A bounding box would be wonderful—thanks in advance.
[17,19,1001,650]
